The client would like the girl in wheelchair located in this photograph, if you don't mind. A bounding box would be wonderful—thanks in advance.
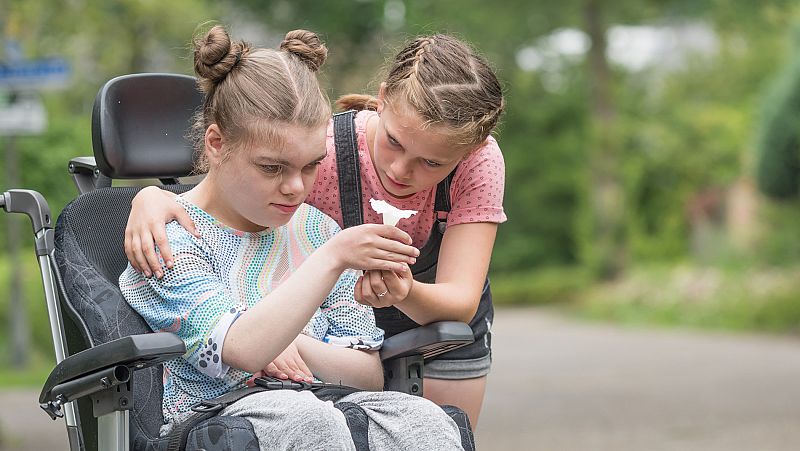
[119,25,463,450]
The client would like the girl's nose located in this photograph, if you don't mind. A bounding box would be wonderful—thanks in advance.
[280,171,305,196]
[391,158,412,180]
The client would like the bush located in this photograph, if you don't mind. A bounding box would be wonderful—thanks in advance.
[576,264,800,334]
[490,266,592,306]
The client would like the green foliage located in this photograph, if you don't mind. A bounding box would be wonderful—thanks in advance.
[490,266,592,306]
[5,0,800,377]
[755,31,800,199]
[491,69,589,271]
[751,198,800,265]
[0,255,53,363]
[577,264,800,334]
[0,363,53,388]
[0,0,222,371]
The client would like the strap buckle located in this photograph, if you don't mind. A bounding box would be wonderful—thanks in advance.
[190,400,225,414]
[254,376,311,391]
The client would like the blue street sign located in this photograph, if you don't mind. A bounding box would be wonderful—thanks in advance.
[0,57,71,90]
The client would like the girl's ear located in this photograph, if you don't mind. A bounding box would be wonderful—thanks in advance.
[376,82,387,114]
[204,124,225,166]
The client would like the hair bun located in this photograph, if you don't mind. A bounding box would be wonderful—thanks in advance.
[193,25,250,92]
[279,29,328,72]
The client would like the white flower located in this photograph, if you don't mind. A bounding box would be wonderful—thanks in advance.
[369,198,417,227]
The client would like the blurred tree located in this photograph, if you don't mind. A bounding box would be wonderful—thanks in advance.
[0,0,220,364]
[756,27,800,200]
[581,0,626,279]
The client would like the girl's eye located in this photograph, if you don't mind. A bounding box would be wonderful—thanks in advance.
[303,161,323,171]
[423,159,442,168]
[259,164,282,175]
[387,135,401,146]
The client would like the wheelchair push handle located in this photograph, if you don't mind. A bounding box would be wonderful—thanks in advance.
[2,189,55,256]
[1,189,53,233]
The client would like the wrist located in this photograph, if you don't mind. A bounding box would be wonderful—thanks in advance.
[404,279,416,303]
[317,239,347,273]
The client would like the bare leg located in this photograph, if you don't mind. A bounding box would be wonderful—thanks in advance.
[424,376,487,430]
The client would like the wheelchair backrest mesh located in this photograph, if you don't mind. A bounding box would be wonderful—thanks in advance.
[54,185,192,447]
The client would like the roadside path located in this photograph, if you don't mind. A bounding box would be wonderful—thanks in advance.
[476,308,800,450]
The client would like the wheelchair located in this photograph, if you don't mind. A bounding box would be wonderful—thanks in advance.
[1,73,477,450]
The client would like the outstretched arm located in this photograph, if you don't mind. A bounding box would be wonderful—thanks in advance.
[224,223,418,373]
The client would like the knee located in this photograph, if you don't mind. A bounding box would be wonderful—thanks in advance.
[291,395,351,441]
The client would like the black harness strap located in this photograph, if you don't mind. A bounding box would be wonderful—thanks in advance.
[335,402,371,451]
[165,376,364,451]
[334,110,364,229]
[166,385,270,451]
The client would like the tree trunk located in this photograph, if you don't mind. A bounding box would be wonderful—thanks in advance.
[582,0,626,279]
[4,135,31,368]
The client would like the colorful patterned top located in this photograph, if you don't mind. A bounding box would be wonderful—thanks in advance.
[119,196,384,427]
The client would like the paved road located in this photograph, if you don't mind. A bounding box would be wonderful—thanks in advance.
[2,307,800,450]
[475,308,800,450]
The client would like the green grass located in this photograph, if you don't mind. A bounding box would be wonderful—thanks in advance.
[491,264,800,335]
[0,362,53,388]
[490,266,591,306]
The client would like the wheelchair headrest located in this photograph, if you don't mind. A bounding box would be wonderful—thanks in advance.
[92,73,203,179]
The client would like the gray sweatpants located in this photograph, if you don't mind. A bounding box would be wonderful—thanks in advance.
[219,389,464,450]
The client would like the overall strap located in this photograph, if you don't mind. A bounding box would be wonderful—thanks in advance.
[434,168,457,220]
[333,110,364,228]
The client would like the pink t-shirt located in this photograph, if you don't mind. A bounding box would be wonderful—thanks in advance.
[307,110,507,247]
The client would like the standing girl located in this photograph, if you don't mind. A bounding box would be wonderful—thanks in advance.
[125,33,505,429]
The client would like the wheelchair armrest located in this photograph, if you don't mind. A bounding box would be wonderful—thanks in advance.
[379,321,474,362]
[39,332,185,404]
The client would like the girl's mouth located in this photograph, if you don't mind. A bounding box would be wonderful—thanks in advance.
[386,174,411,190]
[272,203,300,214]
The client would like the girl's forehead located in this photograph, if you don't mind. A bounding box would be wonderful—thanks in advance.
[383,105,473,159]
[245,124,327,163]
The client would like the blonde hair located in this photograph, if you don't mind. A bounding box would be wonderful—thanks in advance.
[336,34,504,147]
[191,26,331,172]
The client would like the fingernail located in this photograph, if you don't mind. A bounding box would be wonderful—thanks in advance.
[155,271,163,278]
[144,270,152,278]
[166,260,174,268]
